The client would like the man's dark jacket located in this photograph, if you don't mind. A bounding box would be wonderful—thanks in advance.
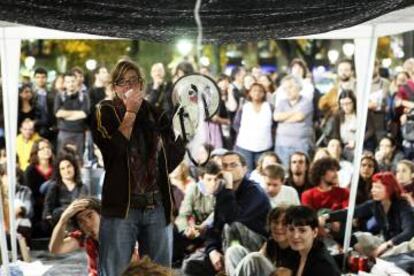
[205,177,271,254]
[92,99,185,223]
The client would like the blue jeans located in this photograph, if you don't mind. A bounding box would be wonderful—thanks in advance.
[275,144,310,167]
[235,146,270,172]
[99,201,173,276]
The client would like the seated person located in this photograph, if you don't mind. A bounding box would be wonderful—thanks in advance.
[225,206,297,276]
[375,135,404,172]
[49,198,100,276]
[249,151,281,190]
[286,205,341,276]
[174,161,219,262]
[319,172,414,258]
[43,155,89,226]
[263,164,300,208]
[1,165,33,245]
[182,151,271,276]
[301,157,349,212]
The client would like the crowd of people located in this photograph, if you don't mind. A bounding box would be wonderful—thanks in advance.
[0,54,414,275]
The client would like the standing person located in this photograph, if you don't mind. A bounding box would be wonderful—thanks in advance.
[274,75,314,166]
[33,67,57,144]
[71,66,88,94]
[234,83,273,171]
[145,63,173,117]
[92,60,185,276]
[89,66,110,118]
[18,84,37,129]
[369,60,390,140]
[54,73,90,155]
[318,59,356,120]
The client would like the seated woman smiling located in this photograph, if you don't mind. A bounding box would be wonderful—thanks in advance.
[285,205,341,276]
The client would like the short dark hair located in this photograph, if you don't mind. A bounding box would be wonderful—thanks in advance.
[309,157,340,185]
[93,65,107,76]
[223,151,247,167]
[216,73,231,83]
[285,205,318,229]
[256,151,281,174]
[71,66,84,76]
[198,161,221,177]
[64,72,76,79]
[289,58,308,78]
[263,164,285,181]
[337,58,354,70]
[70,197,101,230]
[34,67,47,76]
[231,66,245,80]
[379,134,397,148]
[175,61,194,77]
[267,206,288,230]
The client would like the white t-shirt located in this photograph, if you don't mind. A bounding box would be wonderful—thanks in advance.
[268,185,301,208]
[236,102,273,151]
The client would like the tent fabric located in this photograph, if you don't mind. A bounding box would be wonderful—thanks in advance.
[0,1,412,42]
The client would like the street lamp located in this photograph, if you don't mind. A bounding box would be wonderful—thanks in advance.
[200,56,210,67]
[177,40,193,56]
[85,59,97,71]
[382,58,392,68]
[328,50,339,64]
[342,42,355,58]
[24,56,35,70]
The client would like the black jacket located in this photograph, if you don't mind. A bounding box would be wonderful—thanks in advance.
[205,177,270,254]
[329,198,414,245]
[297,240,341,276]
[92,99,185,223]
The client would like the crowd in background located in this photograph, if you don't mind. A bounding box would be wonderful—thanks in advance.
[0,54,414,275]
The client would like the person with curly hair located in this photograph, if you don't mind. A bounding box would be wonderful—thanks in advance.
[301,157,349,211]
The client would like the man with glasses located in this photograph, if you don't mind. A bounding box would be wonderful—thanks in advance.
[182,151,270,276]
[92,60,185,276]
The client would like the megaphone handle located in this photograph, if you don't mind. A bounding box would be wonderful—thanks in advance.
[178,107,188,143]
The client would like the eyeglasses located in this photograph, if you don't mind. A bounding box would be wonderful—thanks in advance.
[340,101,353,107]
[222,162,241,169]
[116,76,141,87]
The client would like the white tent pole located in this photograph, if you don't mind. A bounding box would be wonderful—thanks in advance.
[342,26,378,256]
[0,27,21,263]
[0,27,10,276]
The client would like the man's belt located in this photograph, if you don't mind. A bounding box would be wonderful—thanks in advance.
[130,191,161,209]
